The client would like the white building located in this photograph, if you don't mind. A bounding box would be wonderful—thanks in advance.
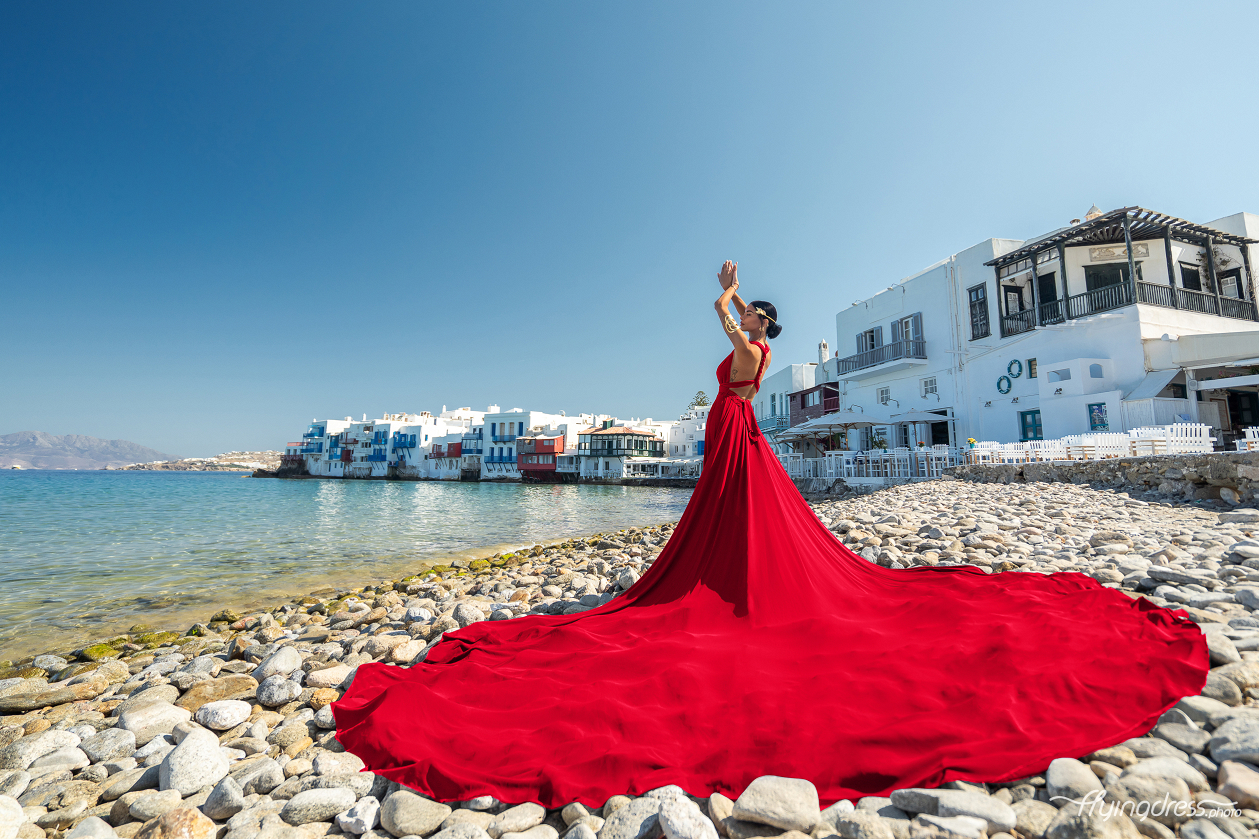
[297,418,352,477]
[424,431,467,480]
[481,409,593,480]
[572,417,674,481]
[388,409,480,479]
[809,206,1258,450]
[753,358,818,454]
[298,411,474,479]
[667,404,710,460]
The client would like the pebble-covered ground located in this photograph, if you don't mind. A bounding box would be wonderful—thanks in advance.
[3,481,1259,839]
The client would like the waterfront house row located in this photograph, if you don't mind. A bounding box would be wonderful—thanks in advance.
[290,405,711,482]
[761,205,1259,456]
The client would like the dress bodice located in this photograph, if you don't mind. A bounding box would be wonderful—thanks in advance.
[716,340,769,397]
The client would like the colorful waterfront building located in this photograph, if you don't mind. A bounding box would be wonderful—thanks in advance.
[425,431,465,481]
[517,434,567,483]
[578,420,671,481]
[481,409,587,480]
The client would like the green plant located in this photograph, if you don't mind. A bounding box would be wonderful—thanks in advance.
[688,391,710,409]
[870,433,888,449]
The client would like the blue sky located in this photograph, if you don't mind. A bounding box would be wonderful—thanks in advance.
[3,1,1257,457]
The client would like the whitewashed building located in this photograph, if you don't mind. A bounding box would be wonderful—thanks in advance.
[753,357,819,454]
[481,409,592,480]
[806,206,1258,450]
[572,418,674,481]
[297,418,352,477]
[390,407,483,479]
[424,431,467,480]
[667,404,710,460]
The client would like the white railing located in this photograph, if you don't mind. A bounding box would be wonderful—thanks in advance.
[962,423,1217,464]
[778,446,965,486]
[1237,427,1259,452]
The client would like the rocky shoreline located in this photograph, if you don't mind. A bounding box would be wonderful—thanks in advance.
[4,482,1259,839]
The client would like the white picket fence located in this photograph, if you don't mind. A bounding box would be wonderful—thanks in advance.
[965,422,1218,464]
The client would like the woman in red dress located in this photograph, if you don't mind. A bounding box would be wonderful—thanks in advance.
[331,261,1209,808]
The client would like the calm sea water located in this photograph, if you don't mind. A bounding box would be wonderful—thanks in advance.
[0,471,692,660]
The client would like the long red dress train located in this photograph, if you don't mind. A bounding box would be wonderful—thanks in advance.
[331,340,1210,808]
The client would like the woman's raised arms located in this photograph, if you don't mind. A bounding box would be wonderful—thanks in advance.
[714,261,753,353]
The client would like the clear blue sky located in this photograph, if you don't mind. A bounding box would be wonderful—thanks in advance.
[3,1,1256,457]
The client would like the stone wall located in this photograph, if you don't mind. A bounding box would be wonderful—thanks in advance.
[946,451,1259,505]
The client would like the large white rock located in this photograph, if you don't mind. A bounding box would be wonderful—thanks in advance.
[380,790,452,837]
[431,824,493,839]
[306,665,351,689]
[28,747,90,774]
[64,816,115,839]
[337,795,381,835]
[934,793,1015,834]
[660,798,720,839]
[488,803,545,838]
[159,728,229,795]
[909,815,987,839]
[80,729,136,764]
[252,646,304,681]
[732,776,821,833]
[118,702,192,747]
[0,794,23,839]
[281,787,357,825]
[599,797,663,839]
[499,826,557,839]
[202,776,247,820]
[1119,758,1209,793]
[1046,758,1103,807]
[312,751,365,776]
[0,730,80,771]
[195,700,252,731]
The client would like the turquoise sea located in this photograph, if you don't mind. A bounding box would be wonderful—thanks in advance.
[0,471,693,661]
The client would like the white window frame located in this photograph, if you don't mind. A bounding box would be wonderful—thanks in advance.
[920,377,937,398]
[877,387,891,405]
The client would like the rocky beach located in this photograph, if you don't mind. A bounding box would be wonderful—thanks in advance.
[4,479,1259,839]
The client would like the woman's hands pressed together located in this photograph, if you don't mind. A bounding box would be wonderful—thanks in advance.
[718,260,738,291]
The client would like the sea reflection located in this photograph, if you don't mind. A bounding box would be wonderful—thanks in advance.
[0,471,691,659]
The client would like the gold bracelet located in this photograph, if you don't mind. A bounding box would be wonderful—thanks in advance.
[723,314,738,333]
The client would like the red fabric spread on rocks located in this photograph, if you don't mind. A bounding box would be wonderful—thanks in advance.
[331,342,1210,808]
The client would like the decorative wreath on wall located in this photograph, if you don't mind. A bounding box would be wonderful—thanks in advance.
[996,375,1012,394]
[1007,359,1023,378]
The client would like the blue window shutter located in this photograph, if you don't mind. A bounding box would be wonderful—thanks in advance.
[890,320,902,344]
[874,326,883,347]
[912,312,923,342]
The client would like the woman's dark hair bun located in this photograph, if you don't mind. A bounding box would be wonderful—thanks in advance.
[749,300,782,339]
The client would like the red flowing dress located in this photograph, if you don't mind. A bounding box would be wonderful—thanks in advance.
[331,340,1209,808]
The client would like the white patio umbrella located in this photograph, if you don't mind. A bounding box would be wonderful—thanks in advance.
[796,410,892,451]
[889,409,952,447]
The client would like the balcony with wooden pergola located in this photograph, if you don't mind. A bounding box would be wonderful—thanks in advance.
[983,206,1257,338]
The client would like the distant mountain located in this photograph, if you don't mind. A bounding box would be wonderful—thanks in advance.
[0,431,178,470]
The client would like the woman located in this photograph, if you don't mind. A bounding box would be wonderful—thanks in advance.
[332,262,1207,809]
